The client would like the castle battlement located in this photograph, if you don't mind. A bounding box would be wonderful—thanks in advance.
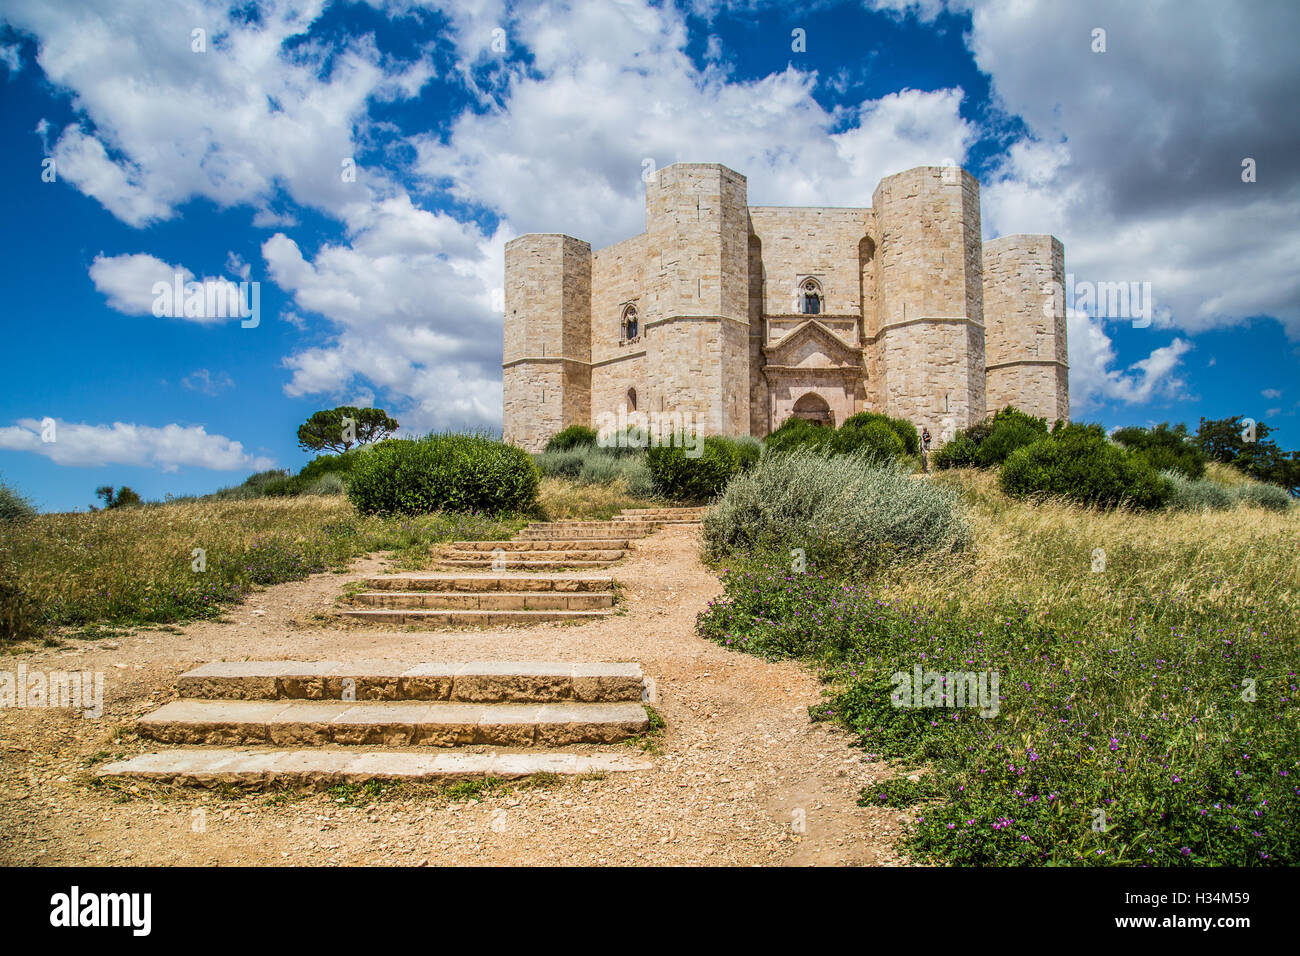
[503,162,1068,451]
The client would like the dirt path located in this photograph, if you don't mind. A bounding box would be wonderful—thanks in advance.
[0,526,908,866]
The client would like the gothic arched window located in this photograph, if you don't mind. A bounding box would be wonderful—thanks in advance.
[627,387,637,411]
[800,278,824,316]
[621,304,639,341]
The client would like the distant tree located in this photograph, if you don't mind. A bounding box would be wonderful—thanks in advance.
[93,485,142,510]
[297,406,399,455]
[1195,415,1300,494]
[1111,422,1206,479]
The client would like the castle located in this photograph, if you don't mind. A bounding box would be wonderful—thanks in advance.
[502,162,1068,451]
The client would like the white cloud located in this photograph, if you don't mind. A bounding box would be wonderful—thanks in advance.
[88,252,190,314]
[4,0,433,226]
[0,42,22,74]
[957,0,1300,405]
[0,418,274,471]
[88,252,251,324]
[414,2,974,247]
[1262,388,1282,399]
[181,369,235,396]
[264,196,512,431]
[1068,309,1193,410]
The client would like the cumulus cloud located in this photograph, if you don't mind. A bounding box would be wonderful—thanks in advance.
[88,252,252,324]
[950,0,1300,405]
[4,0,433,226]
[414,1,974,247]
[1067,310,1193,409]
[264,195,511,430]
[0,418,275,471]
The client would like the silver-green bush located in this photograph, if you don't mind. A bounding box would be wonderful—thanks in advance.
[1164,470,1293,512]
[535,446,659,497]
[1234,481,1293,512]
[1164,470,1235,511]
[702,451,971,574]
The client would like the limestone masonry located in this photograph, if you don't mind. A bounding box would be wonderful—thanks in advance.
[503,162,1068,451]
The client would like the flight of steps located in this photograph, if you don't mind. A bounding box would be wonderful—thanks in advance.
[98,660,654,787]
[339,506,707,627]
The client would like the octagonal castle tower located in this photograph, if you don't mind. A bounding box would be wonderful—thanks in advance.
[502,162,1067,451]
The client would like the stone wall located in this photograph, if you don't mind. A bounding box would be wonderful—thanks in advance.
[983,234,1069,421]
[502,233,592,450]
[501,162,1067,449]
[870,166,986,431]
[643,164,751,435]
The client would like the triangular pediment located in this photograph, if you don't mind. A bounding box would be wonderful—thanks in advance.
[764,319,861,370]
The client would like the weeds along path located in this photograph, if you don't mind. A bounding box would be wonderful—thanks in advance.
[0,525,907,866]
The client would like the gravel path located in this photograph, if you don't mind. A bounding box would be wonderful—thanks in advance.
[0,526,908,866]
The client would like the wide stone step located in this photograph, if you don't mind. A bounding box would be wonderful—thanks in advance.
[451,539,630,552]
[361,574,615,593]
[442,548,626,562]
[138,699,650,747]
[350,591,615,611]
[617,509,707,518]
[97,748,652,787]
[432,559,621,570]
[177,660,644,702]
[518,522,657,534]
[339,607,615,625]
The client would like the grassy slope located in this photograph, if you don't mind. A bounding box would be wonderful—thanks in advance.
[698,468,1299,865]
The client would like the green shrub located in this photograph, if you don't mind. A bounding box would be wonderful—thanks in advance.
[999,426,1173,509]
[0,478,37,523]
[932,433,977,469]
[763,416,832,455]
[842,412,919,455]
[347,433,540,516]
[702,451,971,575]
[534,447,588,479]
[1234,481,1293,512]
[1113,423,1207,479]
[545,425,598,452]
[647,434,753,501]
[831,419,905,461]
[1164,471,1235,511]
[302,473,348,496]
[298,451,363,485]
[973,418,1047,468]
[935,407,1049,470]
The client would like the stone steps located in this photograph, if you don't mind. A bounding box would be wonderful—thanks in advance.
[97,749,652,788]
[99,660,655,788]
[428,558,621,571]
[137,699,649,747]
[516,522,658,538]
[440,548,627,562]
[360,574,615,593]
[339,607,615,626]
[349,590,615,611]
[449,539,631,551]
[177,660,645,702]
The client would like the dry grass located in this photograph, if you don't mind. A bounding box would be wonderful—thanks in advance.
[0,497,517,639]
[536,476,659,520]
[879,468,1300,632]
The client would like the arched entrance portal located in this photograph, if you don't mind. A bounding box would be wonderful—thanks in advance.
[792,392,833,427]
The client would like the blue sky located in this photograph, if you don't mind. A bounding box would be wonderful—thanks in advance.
[1,0,1298,512]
